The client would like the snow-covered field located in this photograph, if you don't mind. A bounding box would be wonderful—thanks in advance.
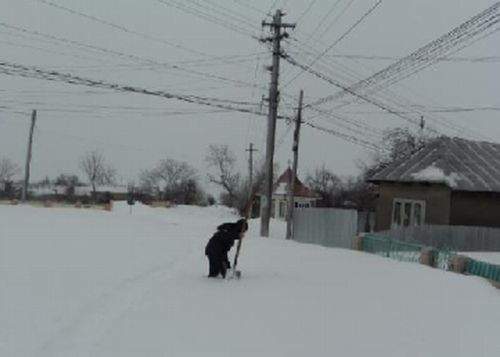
[1,203,500,357]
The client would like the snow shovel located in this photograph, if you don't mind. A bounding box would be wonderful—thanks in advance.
[227,222,248,280]
[227,237,243,280]
[227,194,253,280]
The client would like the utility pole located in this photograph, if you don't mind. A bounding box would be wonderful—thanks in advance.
[286,90,303,240]
[260,10,295,237]
[22,109,37,202]
[246,143,257,195]
[419,115,426,146]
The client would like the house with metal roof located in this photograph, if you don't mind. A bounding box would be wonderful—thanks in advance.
[369,136,500,231]
[259,167,321,220]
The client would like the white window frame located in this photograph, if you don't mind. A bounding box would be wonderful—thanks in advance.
[391,198,426,227]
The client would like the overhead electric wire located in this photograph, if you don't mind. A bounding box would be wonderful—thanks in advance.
[37,0,212,58]
[0,61,281,118]
[0,22,266,91]
[310,2,500,107]
[231,0,268,16]
[303,121,381,151]
[156,0,259,39]
[0,39,108,64]
[282,53,441,133]
[187,0,258,29]
[0,60,386,152]
[318,53,500,63]
[282,4,498,142]
[336,106,500,114]
[283,39,492,141]
[284,0,382,87]
[314,0,356,44]
[295,0,319,24]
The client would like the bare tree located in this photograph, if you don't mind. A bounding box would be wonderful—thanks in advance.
[79,150,116,195]
[368,127,430,176]
[306,165,342,207]
[139,158,202,204]
[206,144,241,207]
[54,173,82,197]
[0,157,20,183]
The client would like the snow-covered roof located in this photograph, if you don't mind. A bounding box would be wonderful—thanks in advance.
[370,136,500,192]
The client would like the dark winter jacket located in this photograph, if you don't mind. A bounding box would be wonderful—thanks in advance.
[216,219,248,236]
[204,219,248,257]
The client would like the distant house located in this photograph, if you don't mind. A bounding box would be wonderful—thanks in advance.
[259,168,320,220]
[369,136,500,231]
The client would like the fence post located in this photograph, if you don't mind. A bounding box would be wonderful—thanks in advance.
[419,247,437,267]
[449,255,470,274]
[353,234,364,251]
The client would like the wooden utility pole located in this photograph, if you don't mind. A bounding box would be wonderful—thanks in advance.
[260,10,295,237]
[22,109,37,202]
[246,143,257,196]
[286,90,303,240]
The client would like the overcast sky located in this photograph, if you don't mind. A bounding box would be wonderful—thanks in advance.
[1,0,499,190]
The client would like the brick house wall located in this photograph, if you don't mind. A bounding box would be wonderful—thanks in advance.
[375,182,452,231]
[450,191,500,228]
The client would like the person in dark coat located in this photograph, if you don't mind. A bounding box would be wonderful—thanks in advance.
[205,219,248,278]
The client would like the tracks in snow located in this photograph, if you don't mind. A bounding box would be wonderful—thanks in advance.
[39,243,196,356]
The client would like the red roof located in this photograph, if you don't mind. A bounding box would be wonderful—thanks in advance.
[274,168,320,198]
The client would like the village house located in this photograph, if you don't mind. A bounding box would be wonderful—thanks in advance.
[369,136,500,231]
[259,168,320,220]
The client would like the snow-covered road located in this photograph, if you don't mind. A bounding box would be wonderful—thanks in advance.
[1,203,499,356]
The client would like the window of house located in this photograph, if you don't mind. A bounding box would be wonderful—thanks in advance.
[391,199,425,227]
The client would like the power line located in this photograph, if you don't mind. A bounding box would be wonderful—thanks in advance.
[310,2,500,107]
[282,53,439,133]
[285,39,493,141]
[303,121,381,151]
[0,61,385,155]
[0,39,108,64]
[317,53,500,63]
[295,0,319,24]
[282,39,473,140]
[336,106,500,114]
[284,0,382,87]
[186,0,258,29]
[37,0,212,58]
[231,0,268,16]
[156,0,259,39]
[0,22,265,90]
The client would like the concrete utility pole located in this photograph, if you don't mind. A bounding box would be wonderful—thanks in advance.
[260,10,295,237]
[22,109,37,202]
[246,143,257,195]
[286,90,303,240]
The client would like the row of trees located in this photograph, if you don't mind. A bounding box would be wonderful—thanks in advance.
[2,127,426,208]
[0,150,115,199]
[137,144,262,208]
[305,127,428,211]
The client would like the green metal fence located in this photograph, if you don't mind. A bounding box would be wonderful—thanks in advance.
[363,234,422,263]
[361,234,500,284]
[362,234,456,269]
[465,259,500,283]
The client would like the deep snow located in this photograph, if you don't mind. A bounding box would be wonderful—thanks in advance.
[1,202,499,356]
